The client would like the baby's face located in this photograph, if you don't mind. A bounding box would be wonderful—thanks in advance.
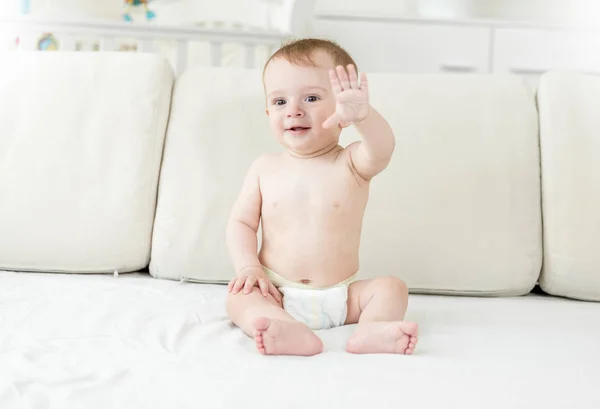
[263,51,340,156]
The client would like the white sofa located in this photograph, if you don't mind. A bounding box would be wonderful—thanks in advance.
[1,52,599,409]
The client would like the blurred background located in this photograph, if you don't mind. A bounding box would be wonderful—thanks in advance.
[2,0,600,88]
[5,0,600,26]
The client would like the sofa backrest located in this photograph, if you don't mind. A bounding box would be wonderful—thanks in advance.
[0,52,173,273]
[8,53,596,302]
[151,67,543,296]
[537,71,600,302]
[149,67,280,282]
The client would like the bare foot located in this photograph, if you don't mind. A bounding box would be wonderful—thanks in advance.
[346,321,419,354]
[253,317,323,356]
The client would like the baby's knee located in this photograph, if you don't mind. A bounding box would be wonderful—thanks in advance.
[226,286,281,315]
[374,276,408,296]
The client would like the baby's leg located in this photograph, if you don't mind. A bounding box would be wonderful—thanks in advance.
[344,276,418,354]
[226,287,322,356]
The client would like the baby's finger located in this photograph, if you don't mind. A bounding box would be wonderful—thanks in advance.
[336,65,350,90]
[348,64,359,89]
[232,277,245,294]
[258,279,269,297]
[228,278,236,292]
[360,72,368,92]
[268,282,281,302]
[329,68,343,93]
[322,113,340,129]
[243,276,257,294]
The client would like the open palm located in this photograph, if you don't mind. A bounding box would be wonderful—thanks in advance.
[323,64,370,129]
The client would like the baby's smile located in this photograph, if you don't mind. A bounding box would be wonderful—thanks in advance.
[286,126,311,136]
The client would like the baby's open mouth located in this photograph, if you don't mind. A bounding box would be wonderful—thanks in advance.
[288,127,310,131]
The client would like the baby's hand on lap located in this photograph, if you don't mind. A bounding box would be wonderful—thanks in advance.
[228,267,281,302]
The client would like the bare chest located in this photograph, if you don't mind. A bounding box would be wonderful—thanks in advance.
[260,167,366,219]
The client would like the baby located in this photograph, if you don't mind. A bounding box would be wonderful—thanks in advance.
[225,38,418,356]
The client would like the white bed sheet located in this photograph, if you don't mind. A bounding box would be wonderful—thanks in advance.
[1,271,599,409]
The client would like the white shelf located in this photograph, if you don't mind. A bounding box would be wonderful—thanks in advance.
[313,11,600,87]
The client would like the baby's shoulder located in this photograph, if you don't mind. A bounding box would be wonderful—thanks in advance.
[252,152,284,169]
[245,152,285,178]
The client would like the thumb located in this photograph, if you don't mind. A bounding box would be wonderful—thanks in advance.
[322,113,340,129]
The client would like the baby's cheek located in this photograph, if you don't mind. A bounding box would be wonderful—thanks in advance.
[316,112,329,125]
[269,117,282,129]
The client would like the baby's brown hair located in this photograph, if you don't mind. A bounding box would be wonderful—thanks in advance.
[263,38,357,78]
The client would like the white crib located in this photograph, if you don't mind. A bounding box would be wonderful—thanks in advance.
[0,15,295,75]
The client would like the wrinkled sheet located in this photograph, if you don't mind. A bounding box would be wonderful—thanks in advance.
[1,271,599,409]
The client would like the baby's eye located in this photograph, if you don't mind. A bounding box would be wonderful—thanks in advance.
[305,95,319,102]
[273,99,286,106]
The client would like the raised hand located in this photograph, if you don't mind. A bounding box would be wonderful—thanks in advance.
[323,64,370,129]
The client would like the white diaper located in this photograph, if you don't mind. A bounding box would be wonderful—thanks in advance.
[263,266,356,330]
[278,286,349,330]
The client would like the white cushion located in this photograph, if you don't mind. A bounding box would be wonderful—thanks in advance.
[152,68,542,296]
[150,67,280,281]
[3,272,600,408]
[0,52,173,273]
[355,74,542,295]
[537,71,600,301]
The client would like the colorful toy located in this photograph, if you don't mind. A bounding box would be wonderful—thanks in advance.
[37,33,59,51]
[122,0,156,22]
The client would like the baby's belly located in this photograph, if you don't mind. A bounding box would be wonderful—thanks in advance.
[258,222,361,288]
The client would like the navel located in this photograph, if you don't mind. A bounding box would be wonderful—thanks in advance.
[332,202,340,209]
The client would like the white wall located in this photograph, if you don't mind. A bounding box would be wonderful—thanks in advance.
[470,0,600,26]
[12,0,600,27]
[23,0,270,28]
[28,0,119,18]
[315,0,600,26]
[315,0,419,17]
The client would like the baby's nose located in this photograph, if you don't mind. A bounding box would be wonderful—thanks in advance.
[287,110,304,118]
[286,105,304,117]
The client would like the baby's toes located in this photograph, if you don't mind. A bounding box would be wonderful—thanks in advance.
[255,340,266,354]
[405,337,418,354]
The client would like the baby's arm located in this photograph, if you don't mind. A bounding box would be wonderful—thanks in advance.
[226,156,280,301]
[324,64,395,180]
[227,157,262,274]
[349,106,395,180]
